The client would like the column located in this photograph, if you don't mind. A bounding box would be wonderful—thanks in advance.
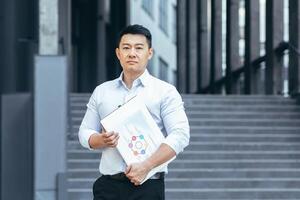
[244,0,260,94]
[265,0,284,94]
[210,0,222,93]
[226,0,240,94]
[289,0,300,96]
[177,0,188,93]
[39,0,58,55]
[198,0,210,91]
[34,56,67,200]
[35,0,67,199]
[188,0,199,93]
[96,0,107,84]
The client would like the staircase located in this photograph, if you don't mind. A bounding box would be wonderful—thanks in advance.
[67,94,300,200]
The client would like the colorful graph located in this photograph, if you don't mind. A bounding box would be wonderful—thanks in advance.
[128,134,148,156]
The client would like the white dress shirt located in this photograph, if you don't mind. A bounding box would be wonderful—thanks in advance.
[78,70,190,175]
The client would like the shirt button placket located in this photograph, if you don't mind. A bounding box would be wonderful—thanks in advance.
[124,87,137,102]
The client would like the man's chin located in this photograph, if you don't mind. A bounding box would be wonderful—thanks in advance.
[124,68,145,75]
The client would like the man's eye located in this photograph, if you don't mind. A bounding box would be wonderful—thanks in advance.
[123,47,130,50]
[136,47,143,50]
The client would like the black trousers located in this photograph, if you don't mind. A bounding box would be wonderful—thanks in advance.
[93,175,165,200]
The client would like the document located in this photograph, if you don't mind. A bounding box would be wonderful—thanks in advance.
[100,95,175,183]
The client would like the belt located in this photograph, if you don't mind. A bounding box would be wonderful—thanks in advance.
[107,172,165,181]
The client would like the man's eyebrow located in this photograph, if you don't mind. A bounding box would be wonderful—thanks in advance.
[121,43,145,46]
[121,43,131,46]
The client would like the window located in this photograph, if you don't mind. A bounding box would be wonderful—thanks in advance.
[172,5,177,43]
[159,0,168,35]
[172,69,177,86]
[159,57,169,82]
[142,0,154,18]
[147,55,155,75]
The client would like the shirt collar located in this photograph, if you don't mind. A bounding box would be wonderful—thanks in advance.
[117,69,151,88]
[138,69,151,87]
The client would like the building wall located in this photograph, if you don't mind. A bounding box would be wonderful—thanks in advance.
[129,0,177,85]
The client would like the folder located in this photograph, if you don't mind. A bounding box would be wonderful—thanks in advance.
[100,95,175,184]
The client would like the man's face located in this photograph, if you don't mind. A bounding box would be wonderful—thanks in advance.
[116,34,153,75]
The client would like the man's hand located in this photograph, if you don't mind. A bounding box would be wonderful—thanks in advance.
[125,160,152,186]
[101,131,119,148]
[124,144,176,185]
[88,131,119,149]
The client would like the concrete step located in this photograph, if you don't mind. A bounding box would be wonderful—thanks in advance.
[168,159,300,169]
[165,188,300,199]
[70,124,300,134]
[70,115,300,125]
[67,135,300,149]
[69,93,293,99]
[167,168,300,178]
[67,188,300,200]
[189,126,300,134]
[68,177,300,189]
[68,141,300,152]
[67,94,300,200]
[69,93,293,101]
[184,99,297,106]
[186,112,300,119]
[67,149,102,159]
[184,105,300,112]
[183,142,300,151]
[181,94,293,99]
[67,168,300,179]
[67,189,92,200]
[165,178,300,189]
[187,134,300,142]
[67,182,300,200]
[188,119,300,127]
[67,149,300,160]
[175,150,300,160]
[70,103,300,112]
[68,126,300,136]
[70,109,300,119]
[67,159,300,170]
[69,98,298,105]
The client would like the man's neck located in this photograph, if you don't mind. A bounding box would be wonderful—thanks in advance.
[123,71,144,89]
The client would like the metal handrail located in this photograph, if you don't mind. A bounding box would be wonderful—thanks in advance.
[282,41,300,56]
[201,41,297,93]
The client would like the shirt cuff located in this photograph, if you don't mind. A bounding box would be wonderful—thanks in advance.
[162,131,189,155]
[78,128,97,150]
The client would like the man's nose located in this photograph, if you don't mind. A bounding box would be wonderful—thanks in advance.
[128,48,137,57]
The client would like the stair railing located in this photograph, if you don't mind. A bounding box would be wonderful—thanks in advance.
[202,41,300,96]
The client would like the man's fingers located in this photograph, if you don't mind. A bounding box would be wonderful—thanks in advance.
[130,178,141,186]
[108,137,119,147]
[105,132,119,139]
[125,165,132,174]
[105,134,119,146]
[103,131,114,138]
[109,132,119,140]
[103,132,119,144]
[111,135,119,147]
[134,182,140,186]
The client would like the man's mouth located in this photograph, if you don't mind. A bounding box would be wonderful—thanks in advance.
[127,61,138,64]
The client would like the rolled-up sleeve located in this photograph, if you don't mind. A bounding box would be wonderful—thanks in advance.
[161,86,190,154]
[78,88,101,149]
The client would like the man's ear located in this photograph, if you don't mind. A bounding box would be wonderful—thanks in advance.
[148,48,154,60]
[115,48,120,60]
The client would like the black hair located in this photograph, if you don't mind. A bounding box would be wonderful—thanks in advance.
[117,24,152,48]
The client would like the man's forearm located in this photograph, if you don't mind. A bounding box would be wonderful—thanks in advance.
[143,143,176,170]
[88,133,106,149]
[88,131,120,149]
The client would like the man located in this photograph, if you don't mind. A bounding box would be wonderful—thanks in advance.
[78,24,190,200]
